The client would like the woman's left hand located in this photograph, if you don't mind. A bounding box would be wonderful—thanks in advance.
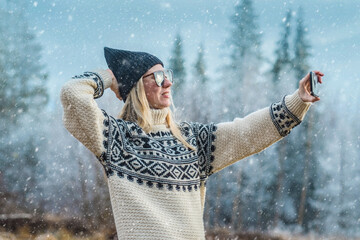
[108,69,123,101]
[298,71,324,103]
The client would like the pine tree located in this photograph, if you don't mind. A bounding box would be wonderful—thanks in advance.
[0,11,48,125]
[293,8,311,83]
[0,5,48,213]
[223,0,264,117]
[219,0,264,231]
[272,10,293,85]
[188,44,211,122]
[229,0,262,75]
[169,33,186,102]
[291,8,320,230]
[270,9,294,227]
[193,44,208,85]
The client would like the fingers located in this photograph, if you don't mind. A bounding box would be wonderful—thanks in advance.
[116,92,123,101]
[310,96,320,103]
[303,72,310,81]
[299,72,310,90]
[313,70,324,83]
[313,70,324,76]
[108,70,123,101]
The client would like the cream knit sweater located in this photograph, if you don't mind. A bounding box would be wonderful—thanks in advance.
[60,70,311,240]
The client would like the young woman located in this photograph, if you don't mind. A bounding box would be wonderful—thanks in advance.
[60,47,323,239]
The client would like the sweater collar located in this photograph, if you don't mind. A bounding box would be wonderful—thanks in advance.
[151,108,169,126]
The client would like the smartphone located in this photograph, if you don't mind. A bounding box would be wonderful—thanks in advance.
[310,71,319,97]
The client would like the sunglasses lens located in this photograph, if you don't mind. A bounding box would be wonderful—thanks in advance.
[152,70,173,86]
[165,69,173,83]
[154,72,163,86]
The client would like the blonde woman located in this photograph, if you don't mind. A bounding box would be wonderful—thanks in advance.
[60,47,323,239]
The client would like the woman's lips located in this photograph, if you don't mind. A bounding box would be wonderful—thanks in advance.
[162,92,170,98]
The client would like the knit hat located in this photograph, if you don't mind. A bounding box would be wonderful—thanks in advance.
[104,47,163,102]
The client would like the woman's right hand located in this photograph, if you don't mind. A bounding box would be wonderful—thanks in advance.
[107,69,122,101]
[298,70,324,103]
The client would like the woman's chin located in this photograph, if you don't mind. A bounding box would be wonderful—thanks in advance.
[151,102,171,109]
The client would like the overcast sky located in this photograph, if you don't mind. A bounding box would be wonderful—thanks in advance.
[12,0,360,108]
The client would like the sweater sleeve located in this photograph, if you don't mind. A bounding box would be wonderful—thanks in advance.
[209,90,311,175]
[60,70,113,158]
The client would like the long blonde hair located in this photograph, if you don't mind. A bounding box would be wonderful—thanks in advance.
[119,78,196,151]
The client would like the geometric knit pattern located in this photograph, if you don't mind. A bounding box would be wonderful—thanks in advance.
[98,110,217,192]
[269,96,302,137]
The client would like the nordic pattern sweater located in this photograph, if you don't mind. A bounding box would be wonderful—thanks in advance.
[60,70,311,240]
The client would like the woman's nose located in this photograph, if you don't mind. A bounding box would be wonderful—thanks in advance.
[162,78,172,88]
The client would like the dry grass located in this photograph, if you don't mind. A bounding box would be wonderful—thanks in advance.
[273,234,360,240]
[205,229,360,240]
[0,230,112,240]
[0,232,17,240]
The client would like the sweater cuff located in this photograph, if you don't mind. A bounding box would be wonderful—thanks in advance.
[96,69,113,90]
[285,89,311,121]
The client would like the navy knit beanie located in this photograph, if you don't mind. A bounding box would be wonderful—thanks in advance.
[104,47,163,102]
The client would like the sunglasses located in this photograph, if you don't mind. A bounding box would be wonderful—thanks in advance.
[143,69,173,87]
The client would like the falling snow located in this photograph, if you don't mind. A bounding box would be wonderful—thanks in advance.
[1,0,360,239]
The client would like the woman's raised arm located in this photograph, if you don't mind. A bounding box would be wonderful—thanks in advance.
[207,71,324,174]
[60,70,113,157]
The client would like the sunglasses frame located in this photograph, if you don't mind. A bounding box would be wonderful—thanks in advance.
[143,69,173,87]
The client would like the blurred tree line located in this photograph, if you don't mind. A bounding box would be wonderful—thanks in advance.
[0,4,48,215]
[1,0,359,238]
[168,0,360,237]
[0,1,114,233]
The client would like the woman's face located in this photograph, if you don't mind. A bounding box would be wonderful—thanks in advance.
[142,64,172,109]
